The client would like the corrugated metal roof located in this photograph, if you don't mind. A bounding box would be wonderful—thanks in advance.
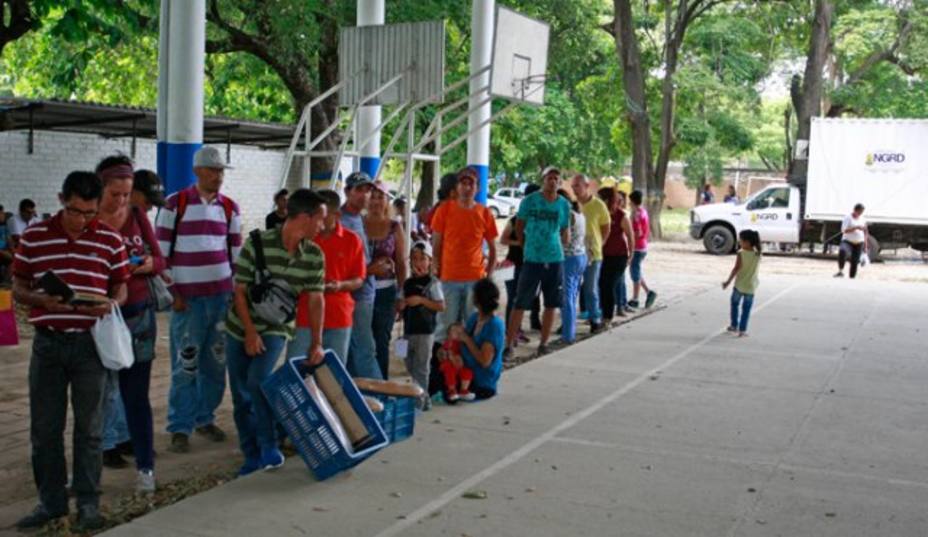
[0,98,298,149]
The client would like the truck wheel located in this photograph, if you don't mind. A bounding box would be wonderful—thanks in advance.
[703,226,735,255]
[867,236,881,262]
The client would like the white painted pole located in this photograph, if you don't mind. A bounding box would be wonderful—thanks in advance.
[357,0,384,180]
[157,0,205,194]
[467,0,495,204]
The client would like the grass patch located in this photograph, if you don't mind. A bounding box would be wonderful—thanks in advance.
[660,208,690,235]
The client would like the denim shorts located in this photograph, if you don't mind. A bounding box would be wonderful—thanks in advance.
[514,261,563,309]
[630,250,647,282]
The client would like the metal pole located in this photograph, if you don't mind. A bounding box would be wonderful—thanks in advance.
[467,0,495,204]
[357,0,385,178]
[157,0,205,195]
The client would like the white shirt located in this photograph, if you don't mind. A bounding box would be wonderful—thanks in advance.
[8,214,39,237]
[841,214,867,244]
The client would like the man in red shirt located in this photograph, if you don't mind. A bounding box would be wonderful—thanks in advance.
[287,189,366,364]
[12,171,130,532]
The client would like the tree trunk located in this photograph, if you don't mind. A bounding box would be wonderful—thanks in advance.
[788,0,833,185]
[0,0,37,56]
[612,0,654,198]
[415,140,436,212]
[311,2,341,183]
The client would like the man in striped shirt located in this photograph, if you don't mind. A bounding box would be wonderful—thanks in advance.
[226,189,327,475]
[155,146,242,454]
[12,171,129,531]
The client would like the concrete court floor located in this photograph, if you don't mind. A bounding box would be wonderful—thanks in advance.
[102,275,928,537]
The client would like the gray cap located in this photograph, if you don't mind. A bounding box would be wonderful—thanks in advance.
[193,146,233,170]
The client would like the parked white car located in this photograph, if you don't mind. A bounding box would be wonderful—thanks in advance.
[493,187,526,212]
[486,196,516,218]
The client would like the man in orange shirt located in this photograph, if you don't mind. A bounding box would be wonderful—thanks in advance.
[287,190,366,364]
[431,167,498,342]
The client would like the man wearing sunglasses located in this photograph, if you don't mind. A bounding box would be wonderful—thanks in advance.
[12,171,130,531]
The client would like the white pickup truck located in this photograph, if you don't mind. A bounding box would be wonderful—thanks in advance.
[690,117,928,257]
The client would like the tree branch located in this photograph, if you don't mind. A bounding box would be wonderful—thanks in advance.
[0,0,37,56]
[842,12,913,88]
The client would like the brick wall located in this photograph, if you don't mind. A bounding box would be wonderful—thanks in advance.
[0,130,298,233]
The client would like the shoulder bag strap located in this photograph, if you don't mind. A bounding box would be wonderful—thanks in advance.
[249,229,268,284]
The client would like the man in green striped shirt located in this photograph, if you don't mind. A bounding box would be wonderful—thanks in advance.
[225,189,326,476]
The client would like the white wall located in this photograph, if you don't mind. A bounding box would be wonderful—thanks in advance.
[0,129,295,233]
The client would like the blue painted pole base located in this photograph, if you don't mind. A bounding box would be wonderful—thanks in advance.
[359,156,381,180]
[157,141,202,195]
[469,164,489,205]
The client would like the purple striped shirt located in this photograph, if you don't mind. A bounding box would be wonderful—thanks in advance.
[155,185,243,298]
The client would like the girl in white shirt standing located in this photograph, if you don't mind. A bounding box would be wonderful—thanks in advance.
[835,203,868,279]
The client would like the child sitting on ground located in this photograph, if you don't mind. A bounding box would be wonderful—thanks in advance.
[722,229,761,337]
[399,241,445,410]
[438,324,475,402]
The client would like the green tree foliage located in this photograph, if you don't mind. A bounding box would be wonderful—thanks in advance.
[1,0,926,191]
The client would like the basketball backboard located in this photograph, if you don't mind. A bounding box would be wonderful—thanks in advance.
[490,6,550,105]
[339,21,445,106]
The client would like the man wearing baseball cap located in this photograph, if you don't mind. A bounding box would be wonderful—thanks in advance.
[506,166,570,356]
[339,171,382,379]
[431,166,498,342]
[155,145,241,454]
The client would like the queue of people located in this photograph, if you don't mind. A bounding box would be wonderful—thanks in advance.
[11,154,666,532]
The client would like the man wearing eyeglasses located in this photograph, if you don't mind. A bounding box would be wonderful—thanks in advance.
[11,171,130,532]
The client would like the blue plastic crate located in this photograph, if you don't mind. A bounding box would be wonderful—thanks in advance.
[262,352,389,480]
[362,392,417,443]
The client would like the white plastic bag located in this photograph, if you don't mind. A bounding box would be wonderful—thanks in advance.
[91,304,135,370]
[860,252,870,267]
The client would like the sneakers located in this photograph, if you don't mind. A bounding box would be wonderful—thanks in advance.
[238,457,262,477]
[458,391,476,402]
[418,393,433,411]
[627,300,640,308]
[195,424,227,442]
[645,290,657,309]
[578,310,590,321]
[726,326,738,333]
[260,448,285,471]
[136,469,156,493]
[168,432,190,453]
[833,271,844,278]
[75,504,105,532]
[502,347,513,361]
[15,505,68,530]
[103,448,129,469]
[537,343,549,356]
[517,331,531,344]
[590,322,606,334]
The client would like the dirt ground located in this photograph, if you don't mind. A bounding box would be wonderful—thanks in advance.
[0,235,924,535]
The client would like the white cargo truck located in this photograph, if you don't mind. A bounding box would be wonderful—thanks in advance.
[690,117,928,257]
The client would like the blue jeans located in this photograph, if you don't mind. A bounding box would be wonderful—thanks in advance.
[730,289,755,333]
[372,285,398,379]
[582,260,602,323]
[226,333,286,460]
[630,250,647,282]
[348,301,381,378]
[561,254,587,343]
[101,370,129,450]
[287,326,352,366]
[615,273,628,309]
[437,281,475,342]
[167,293,230,435]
